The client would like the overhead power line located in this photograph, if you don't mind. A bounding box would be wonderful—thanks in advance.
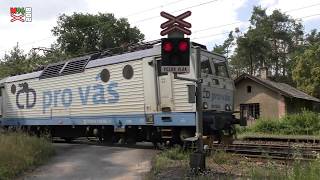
[8,12,319,65]
[134,0,219,23]
[1,1,319,54]
[0,0,218,54]
[191,13,320,40]
[296,13,320,20]
[124,0,186,17]
[193,21,242,33]
[284,2,320,13]
[172,0,219,13]
[191,2,320,35]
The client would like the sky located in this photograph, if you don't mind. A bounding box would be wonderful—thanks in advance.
[0,0,319,58]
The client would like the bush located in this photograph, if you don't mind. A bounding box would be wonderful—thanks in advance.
[250,119,281,134]
[246,111,320,135]
[0,132,54,179]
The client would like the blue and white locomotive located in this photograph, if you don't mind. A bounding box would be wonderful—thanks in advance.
[0,42,243,144]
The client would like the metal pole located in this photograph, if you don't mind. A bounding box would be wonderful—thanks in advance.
[195,47,203,153]
[171,44,205,170]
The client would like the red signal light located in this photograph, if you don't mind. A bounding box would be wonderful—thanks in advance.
[178,41,189,52]
[163,42,173,52]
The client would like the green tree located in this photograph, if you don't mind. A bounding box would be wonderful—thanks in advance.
[229,6,303,82]
[52,13,145,55]
[0,44,27,78]
[292,42,320,98]
[212,31,234,58]
[305,29,320,45]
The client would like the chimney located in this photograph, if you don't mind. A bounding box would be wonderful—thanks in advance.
[259,67,269,80]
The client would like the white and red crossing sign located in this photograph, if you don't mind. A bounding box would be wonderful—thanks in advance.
[160,11,192,36]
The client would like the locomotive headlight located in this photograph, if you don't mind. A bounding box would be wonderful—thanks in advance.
[225,104,231,111]
[203,102,208,109]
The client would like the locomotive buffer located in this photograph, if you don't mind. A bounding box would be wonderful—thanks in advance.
[160,11,205,170]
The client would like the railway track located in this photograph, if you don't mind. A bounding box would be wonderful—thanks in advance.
[242,136,320,143]
[210,143,320,160]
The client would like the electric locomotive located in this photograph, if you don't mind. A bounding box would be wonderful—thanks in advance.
[0,41,245,144]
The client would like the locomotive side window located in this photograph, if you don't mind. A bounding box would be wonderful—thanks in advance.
[123,64,134,79]
[100,69,110,83]
[201,60,213,74]
[214,62,229,78]
[157,60,168,76]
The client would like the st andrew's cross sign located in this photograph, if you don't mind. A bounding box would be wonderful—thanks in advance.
[160,11,192,36]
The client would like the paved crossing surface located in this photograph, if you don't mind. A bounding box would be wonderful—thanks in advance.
[22,143,156,180]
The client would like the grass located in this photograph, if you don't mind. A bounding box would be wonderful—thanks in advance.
[0,131,54,180]
[152,147,189,173]
[238,110,320,136]
[147,147,320,179]
[249,159,320,180]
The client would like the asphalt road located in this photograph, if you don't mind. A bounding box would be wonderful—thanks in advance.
[22,143,156,180]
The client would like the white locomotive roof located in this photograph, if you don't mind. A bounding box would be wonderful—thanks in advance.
[86,45,160,69]
[5,71,42,83]
[3,45,161,83]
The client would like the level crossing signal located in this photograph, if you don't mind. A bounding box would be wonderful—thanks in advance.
[161,38,190,73]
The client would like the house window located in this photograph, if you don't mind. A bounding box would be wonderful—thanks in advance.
[247,86,252,93]
[240,103,260,120]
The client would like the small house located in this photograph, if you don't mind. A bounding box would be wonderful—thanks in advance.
[234,69,320,122]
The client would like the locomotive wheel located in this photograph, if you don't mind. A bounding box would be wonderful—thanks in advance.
[220,134,235,145]
[220,125,236,145]
[152,140,171,150]
[62,137,74,143]
[151,131,169,150]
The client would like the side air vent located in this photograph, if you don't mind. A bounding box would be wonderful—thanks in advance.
[61,57,90,75]
[40,63,65,79]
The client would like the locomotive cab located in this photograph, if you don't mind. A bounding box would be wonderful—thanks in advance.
[153,46,243,144]
[199,50,240,143]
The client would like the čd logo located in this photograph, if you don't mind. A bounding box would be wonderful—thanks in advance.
[11,83,36,109]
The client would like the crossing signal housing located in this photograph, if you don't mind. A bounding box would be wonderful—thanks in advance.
[161,38,190,73]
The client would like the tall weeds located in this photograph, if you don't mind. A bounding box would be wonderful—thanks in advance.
[0,132,54,180]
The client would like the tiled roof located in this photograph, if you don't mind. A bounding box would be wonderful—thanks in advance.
[235,73,320,102]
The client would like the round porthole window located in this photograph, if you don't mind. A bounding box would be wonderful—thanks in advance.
[11,84,16,94]
[123,65,134,79]
[100,69,110,83]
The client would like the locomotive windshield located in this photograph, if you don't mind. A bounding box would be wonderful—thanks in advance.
[201,60,213,74]
[201,57,229,78]
[214,62,229,78]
